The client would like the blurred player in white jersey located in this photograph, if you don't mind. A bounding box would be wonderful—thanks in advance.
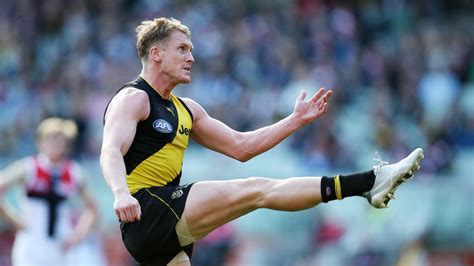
[0,117,98,266]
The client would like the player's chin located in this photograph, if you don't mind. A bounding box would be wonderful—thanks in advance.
[180,75,191,84]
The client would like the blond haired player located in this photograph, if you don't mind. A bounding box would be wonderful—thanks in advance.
[0,117,97,265]
[101,17,424,265]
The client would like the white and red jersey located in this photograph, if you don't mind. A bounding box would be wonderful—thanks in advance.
[8,154,83,265]
[26,155,80,197]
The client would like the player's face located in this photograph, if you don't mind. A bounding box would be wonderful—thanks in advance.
[38,133,70,162]
[159,31,194,84]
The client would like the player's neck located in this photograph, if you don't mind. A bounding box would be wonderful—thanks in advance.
[140,69,175,100]
[38,152,65,166]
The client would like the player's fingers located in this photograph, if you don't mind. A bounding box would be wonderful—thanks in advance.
[118,208,127,222]
[310,87,326,103]
[317,96,327,109]
[317,90,333,109]
[129,204,139,221]
[119,206,130,222]
[325,90,333,98]
[323,90,333,102]
[136,205,142,221]
[322,102,328,113]
[131,204,140,221]
[115,209,121,220]
[125,206,136,222]
[297,90,307,101]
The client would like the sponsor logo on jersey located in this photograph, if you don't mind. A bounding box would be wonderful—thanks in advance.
[179,124,191,136]
[165,106,175,116]
[153,119,173,133]
[171,189,183,199]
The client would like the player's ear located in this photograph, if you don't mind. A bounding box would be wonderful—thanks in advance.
[149,46,162,62]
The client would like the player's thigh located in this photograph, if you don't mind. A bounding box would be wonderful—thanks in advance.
[183,177,271,238]
[167,251,190,266]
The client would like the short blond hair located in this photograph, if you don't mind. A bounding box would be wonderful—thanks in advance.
[37,117,78,141]
[136,17,191,60]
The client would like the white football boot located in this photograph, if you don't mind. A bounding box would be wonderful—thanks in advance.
[363,148,424,208]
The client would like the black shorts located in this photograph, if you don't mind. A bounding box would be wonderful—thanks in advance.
[120,183,194,265]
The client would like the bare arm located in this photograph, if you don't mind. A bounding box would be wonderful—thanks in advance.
[0,202,24,231]
[184,88,333,162]
[0,158,28,192]
[61,182,98,250]
[100,88,149,222]
[0,158,28,231]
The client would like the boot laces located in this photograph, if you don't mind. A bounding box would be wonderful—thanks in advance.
[373,151,389,173]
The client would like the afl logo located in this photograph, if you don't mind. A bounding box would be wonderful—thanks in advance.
[153,119,173,133]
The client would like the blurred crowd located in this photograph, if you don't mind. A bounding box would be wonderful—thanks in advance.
[0,0,473,265]
[1,0,473,173]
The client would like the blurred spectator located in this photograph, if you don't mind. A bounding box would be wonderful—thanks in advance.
[0,0,472,175]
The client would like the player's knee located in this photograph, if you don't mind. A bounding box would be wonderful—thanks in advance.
[244,177,272,208]
[246,176,271,188]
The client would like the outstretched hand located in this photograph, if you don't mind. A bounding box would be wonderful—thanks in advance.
[293,88,333,126]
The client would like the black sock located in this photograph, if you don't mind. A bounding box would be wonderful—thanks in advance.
[321,170,376,203]
[321,176,337,202]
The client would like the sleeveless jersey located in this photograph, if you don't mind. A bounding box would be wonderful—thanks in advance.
[10,154,83,265]
[21,155,82,239]
[109,77,193,193]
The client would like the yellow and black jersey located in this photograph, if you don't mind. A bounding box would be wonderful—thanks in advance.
[106,77,193,194]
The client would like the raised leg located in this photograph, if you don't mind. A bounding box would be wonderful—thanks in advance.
[178,148,424,244]
[182,176,323,240]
